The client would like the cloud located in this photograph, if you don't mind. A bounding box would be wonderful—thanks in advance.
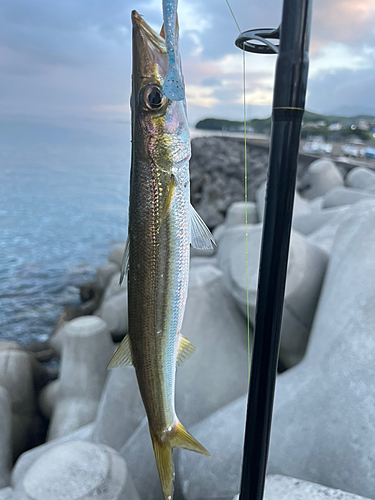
[312,0,375,46]
[306,66,375,116]
[201,77,223,87]
[0,0,375,129]
[309,42,374,77]
[186,85,219,108]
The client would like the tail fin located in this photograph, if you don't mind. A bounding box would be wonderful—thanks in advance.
[150,421,210,500]
[171,421,210,455]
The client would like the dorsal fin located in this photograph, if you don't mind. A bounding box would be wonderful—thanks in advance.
[177,336,195,366]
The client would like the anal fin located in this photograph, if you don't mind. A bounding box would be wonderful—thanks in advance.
[107,334,133,368]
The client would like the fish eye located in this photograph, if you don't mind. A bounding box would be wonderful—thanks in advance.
[143,85,165,111]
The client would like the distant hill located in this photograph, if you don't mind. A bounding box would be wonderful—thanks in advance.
[328,105,375,117]
[196,111,375,135]
[195,118,244,131]
[195,117,272,134]
[302,111,375,126]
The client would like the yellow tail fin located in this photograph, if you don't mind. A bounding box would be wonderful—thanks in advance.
[150,421,210,500]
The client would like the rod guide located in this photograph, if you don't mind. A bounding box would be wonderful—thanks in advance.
[235,27,280,54]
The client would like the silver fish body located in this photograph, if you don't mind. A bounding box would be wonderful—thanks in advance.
[109,11,213,500]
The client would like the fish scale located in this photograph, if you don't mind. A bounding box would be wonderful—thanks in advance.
[108,10,214,500]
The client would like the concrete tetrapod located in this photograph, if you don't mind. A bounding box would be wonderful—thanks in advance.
[48,325,68,357]
[322,187,375,209]
[0,345,35,458]
[307,199,375,254]
[178,265,249,425]
[178,395,246,499]
[213,202,258,258]
[212,223,227,246]
[95,262,120,292]
[97,291,128,342]
[233,475,372,500]
[11,424,94,488]
[292,206,349,236]
[0,488,14,499]
[120,264,250,500]
[190,256,218,268]
[48,317,114,441]
[308,196,323,211]
[100,271,124,304]
[345,167,375,191]
[225,225,328,367]
[108,243,126,268]
[131,200,375,500]
[256,181,310,222]
[225,201,258,226]
[91,367,145,451]
[301,159,344,200]
[38,380,59,420]
[266,200,375,498]
[12,441,140,500]
[217,224,253,273]
[0,387,11,489]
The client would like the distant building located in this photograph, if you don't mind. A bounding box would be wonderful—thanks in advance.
[303,121,327,129]
[328,123,342,131]
[357,120,370,131]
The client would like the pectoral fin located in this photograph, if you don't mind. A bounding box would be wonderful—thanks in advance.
[107,334,133,368]
[119,236,129,285]
[190,204,216,250]
[160,174,176,224]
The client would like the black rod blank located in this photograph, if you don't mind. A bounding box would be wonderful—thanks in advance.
[238,1,312,499]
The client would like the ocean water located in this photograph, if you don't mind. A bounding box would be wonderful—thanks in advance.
[0,119,131,345]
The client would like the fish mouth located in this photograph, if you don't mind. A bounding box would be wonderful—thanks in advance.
[131,10,166,54]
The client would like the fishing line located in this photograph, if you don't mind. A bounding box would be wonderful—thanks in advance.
[225,0,251,382]
[225,0,241,32]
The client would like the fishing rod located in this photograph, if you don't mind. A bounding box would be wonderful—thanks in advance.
[235,0,312,499]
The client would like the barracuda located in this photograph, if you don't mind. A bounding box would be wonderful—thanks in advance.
[108,10,214,500]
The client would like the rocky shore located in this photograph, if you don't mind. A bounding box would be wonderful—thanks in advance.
[189,136,322,228]
[1,137,375,500]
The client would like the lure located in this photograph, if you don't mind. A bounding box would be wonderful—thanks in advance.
[162,0,185,101]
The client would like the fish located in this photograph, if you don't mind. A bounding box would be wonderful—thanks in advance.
[108,10,214,500]
[162,0,185,101]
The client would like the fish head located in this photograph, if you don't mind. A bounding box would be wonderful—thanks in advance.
[131,10,190,171]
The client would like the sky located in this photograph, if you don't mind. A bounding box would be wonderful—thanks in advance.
[1,0,375,131]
